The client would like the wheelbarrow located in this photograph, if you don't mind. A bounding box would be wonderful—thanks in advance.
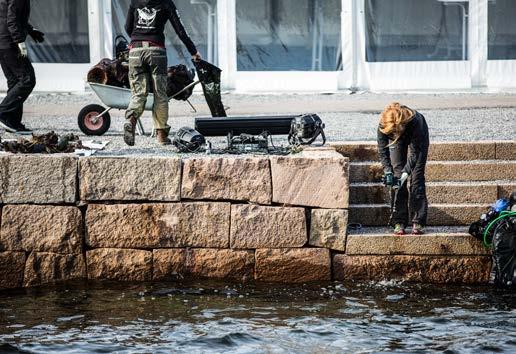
[78,81,199,136]
[78,59,225,136]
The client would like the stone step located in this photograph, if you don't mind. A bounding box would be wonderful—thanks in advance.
[331,141,516,162]
[350,160,516,183]
[348,203,490,226]
[346,226,489,255]
[350,181,516,204]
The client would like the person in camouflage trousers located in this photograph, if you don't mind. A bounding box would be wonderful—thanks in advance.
[124,0,201,146]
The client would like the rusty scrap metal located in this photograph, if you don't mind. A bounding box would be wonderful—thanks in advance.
[0,132,85,154]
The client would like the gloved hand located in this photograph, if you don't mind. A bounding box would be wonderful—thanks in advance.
[191,51,202,61]
[18,42,28,57]
[29,29,45,43]
[382,172,394,187]
[398,172,409,187]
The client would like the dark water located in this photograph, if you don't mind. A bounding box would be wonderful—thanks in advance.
[0,280,515,353]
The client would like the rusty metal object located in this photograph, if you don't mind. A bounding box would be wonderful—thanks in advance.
[87,58,129,88]
[0,132,84,154]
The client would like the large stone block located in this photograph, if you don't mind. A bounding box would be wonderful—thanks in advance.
[333,255,491,284]
[79,156,181,202]
[23,252,86,287]
[0,252,26,290]
[153,249,255,281]
[271,150,349,208]
[349,204,489,226]
[495,141,516,160]
[230,205,307,249]
[309,209,348,251]
[498,183,516,199]
[429,142,496,161]
[346,234,488,255]
[86,203,230,249]
[181,156,272,204]
[255,248,331,283]
[0,205,82,254]
[86,248,152,281]
[0,155,77,204]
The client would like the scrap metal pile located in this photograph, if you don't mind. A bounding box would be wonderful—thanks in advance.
[0,132,84,154]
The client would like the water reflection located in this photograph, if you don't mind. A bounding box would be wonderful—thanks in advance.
[0,280,514,353]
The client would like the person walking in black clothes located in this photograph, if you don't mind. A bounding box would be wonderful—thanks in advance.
[124,0,201,146]
[0,0,44,133]
[378,102,430,235]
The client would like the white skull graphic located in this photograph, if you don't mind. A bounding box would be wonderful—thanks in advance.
[137,7,159,28]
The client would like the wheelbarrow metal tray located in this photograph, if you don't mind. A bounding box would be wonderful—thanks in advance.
[89,83,155,111]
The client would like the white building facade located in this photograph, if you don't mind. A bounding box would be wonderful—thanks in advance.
[2,0,515,92]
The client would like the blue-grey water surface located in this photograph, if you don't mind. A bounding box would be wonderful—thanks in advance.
[0,280,515,353]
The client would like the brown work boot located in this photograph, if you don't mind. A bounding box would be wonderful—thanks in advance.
[156,129,171,145]
[124,115,136,146]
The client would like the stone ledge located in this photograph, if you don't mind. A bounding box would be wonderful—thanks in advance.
[153,249,255,281]
[23,252,86,287]
[0,252,26,290]
[181,156,272,204]
[0,205,82,254]
[79,156,181,202]
[86,248,152,281]
[0,155,77,204]
[255,248,331,283]
[230,205,307,249]
[271,150,349,208]
[346,234,488,255]
[333,255,492,284]
[496,141,516,160]
[86,203,230,249]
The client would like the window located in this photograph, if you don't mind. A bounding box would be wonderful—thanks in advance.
[28,0,90,63]
[112,0,215,65]
[488,0,516,60]
[365,0,469,62]
[236,0,342,71]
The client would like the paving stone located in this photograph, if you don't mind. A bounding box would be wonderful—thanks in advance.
[309,209,348,251]
[153,249,255,281]
[230,205,307,249]
[271,149,349,208]
[86,248,152,281]
[86,203,230,249]
[0,252,26,290]
[0,205,82,254]
[23,252,86,287]
[79,156,181,202]
[255,248,331,283]
[0,155,77,204]
[181,156,272,204]
[495,141,516,160]
[333,255,492,284]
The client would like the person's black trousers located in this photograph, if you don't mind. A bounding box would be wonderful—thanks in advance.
[0,47,36,126]
[389,142,429,226]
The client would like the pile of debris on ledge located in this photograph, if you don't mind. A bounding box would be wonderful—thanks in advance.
[0,132,85,154]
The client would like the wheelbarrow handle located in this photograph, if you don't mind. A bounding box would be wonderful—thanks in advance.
[169,80,200,100]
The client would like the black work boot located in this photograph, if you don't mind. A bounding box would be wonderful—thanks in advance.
[124,115,137,146]
[0,117,17,133]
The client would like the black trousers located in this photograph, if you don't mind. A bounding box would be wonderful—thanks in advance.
[0,47,36,125]
[390,142,429,226]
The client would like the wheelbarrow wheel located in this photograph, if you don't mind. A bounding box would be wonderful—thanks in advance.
[78,104,111,136]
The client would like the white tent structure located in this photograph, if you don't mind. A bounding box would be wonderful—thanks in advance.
[1,0,515,92]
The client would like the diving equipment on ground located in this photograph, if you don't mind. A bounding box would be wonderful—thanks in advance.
[172,127,206,153]
[469,193,516,287]
[288,114,326,146]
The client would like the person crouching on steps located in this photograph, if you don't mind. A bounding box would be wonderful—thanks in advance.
[124,0,201,146]
[378,103,430,235]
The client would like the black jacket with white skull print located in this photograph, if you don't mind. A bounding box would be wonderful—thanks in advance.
[125,0,197,55]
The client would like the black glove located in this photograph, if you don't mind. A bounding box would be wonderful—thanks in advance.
[29,29,45,43]
[382,172,394,187]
